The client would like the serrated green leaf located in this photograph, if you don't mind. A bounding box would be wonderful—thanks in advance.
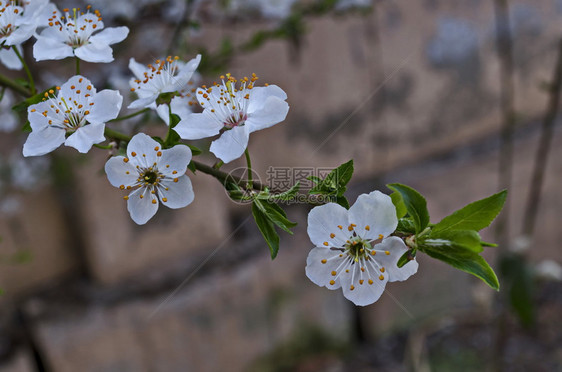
[252,202,280,259]
[432,190,507,233]
[309,160,353,197]
[387,183,429,234]
[255,200,297,234]
[396,218,416,234]
[12,86,56,113]
[420,238,499,290]
[266,182,300,202]
[390,191,407,219]
[429,229,483,253]
[336,195,349,209]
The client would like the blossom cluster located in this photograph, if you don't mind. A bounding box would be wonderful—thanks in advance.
[7,1,420,307]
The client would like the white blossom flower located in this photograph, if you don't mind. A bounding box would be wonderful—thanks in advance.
[0,0,53,69]
[174,73,289,163]
[306,191,418,306]
[104,133,194,225]
[23,75,123,156]
[33,5,129,63]
[128,54,201,109]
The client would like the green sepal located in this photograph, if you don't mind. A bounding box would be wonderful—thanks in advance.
[419,238,500,290]
[387,183,429,234]
[432,190,507,233]
[397,249,416,268]
[252,202,280,259]
[390,191,407,219]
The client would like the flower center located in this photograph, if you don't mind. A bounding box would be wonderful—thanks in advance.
[0,5,24,39]
[47,6,103,48]
[345,238,372,262]
[143,170,159,185]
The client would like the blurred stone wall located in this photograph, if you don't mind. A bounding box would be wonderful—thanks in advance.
[0,0,561,371]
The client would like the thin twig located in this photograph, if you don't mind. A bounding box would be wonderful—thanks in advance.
[521,37,562,237]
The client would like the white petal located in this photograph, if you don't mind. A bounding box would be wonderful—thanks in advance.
[156,104,172,125]
[305,247,344,289]
[89,26,129,45]
[169,96,194,119]
[0,47,22,70]
[22,127,65,157]
[245,96,289,132]
[128,58,148,80]
[127,133,159,166]
[27,103,52,131]
[127,187,158,225]
[59,75,92,99]
[128,94,158,109]
[104,157,138,187]
[172,54,201,91]
[349,191,398,240]
[6,24,36,45]
[33,36,73,61]
[64,123,105,153]
[88,90,123,123]
[159,176,194,209]
[375,237,418,282]
[307,203,349,248]
[75,42,114,63]
[341,262,388,306]
[158,144,191,177]
[174,111,222,140]
[209,125,250,163]
[247,85,287,113]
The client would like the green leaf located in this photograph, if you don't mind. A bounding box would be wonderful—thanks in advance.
[387,183,429,234]
[164,113,181,148]
[187,161,197,174]
[390,191,407,219]
[335,195,349,209]
[12,86,56,113]
[186,144,202,156]
[432,190,507,233]
[21,120,31,133]
[255,200,297,234]
[429,229,483,253]
[396,218,416,234]
[309,160,353,198]
[420,238,499,290]
[252,202,280,259]
[265,182,300,202]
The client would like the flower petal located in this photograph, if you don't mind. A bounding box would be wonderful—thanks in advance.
[307,203,349,248]
[75,42,114,63]
[128,94,158,109]
[158,144,191,177]
[89,26,129,45]
[375,237,418,282]
[33,36,73,61]
[23,127,65,157]
[129,58,147,80]
[127,133,159,166]
[305,247,344,289]
[88,89,123,123]
[349,191,398,240]
[209,125,250,163]
[174,111,222,140]
[127,187,158,225]
[341,262,388,306]
[59,75,92,100]
[245,95,289,132]
[158,175,194,209]
[247,85,287,113]
[172,54,201,91]
[0,46,22,70]
[104,156,138,188]
[64,123,105,153]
